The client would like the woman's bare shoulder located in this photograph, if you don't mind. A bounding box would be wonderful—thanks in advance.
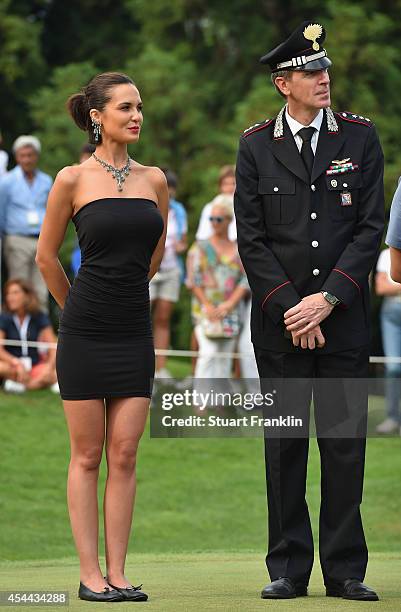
[134,163,167,188]
[54,164,82,190]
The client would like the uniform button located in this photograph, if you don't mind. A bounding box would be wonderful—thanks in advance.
[273,186,279,192]
[312,240,319,248]
[343,182,348,188]
[311,184,316,191]
[313,268,320,276]
[310,212,317,220]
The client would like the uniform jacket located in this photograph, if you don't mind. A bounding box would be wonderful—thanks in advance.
[234,107,384,353]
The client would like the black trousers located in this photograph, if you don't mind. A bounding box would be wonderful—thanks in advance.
[254,345,369,587]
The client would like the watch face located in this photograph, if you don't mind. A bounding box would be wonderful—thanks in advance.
[322,291,338,305]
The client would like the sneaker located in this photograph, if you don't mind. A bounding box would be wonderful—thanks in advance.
[154,367,173,379]
[50,382,60,394]
[376,417,399,434]
[4,379,26,394]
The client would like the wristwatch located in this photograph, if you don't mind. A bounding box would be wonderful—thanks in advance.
[321,291,341,306]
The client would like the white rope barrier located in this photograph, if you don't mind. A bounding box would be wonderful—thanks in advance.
[0,338,400,363]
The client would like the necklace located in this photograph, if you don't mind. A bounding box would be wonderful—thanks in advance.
[92,153,132,192]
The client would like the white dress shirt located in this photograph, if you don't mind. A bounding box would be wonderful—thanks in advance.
[285,107,323,154]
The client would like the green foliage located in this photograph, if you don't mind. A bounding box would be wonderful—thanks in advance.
[29,62,97,176]
[0,0,45,141]
[0,1,44,83]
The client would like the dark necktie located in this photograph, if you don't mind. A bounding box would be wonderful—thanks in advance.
[298,127,316,176]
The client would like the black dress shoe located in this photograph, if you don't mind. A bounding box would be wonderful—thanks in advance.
[107,581,148,602]
[78,582,124,602]
[326,579,379,601]
[261,577,308,599]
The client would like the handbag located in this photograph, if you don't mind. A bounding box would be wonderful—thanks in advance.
[201,311,240,339]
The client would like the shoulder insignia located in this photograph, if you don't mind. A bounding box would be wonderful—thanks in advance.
[243,119,272,137]
[336,111,372,127]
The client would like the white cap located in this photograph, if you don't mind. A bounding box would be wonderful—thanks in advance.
[12,135,41,154]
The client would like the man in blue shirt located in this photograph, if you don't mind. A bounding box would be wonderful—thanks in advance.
[0,136,52,312]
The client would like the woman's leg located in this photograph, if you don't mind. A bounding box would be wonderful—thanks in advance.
[153,298,174,371]
[104,396,149,587]
[63,399,106,591]
[0,360,15,380]
[190,329,198,374]
[195,325,235,379]
[214,337,236,378]
[194,324,217,378]
[26,361,57,390]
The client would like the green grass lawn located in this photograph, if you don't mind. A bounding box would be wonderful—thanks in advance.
[0,369,400,610]
[0,369,400,562]
[0,553,400,611]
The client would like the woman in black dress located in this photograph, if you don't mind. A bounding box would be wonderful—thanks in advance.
[36,72,167,602]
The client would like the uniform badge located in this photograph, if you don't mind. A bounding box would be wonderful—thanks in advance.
[303,24,323,51]
[340,192,352,206]
[326,158,359,175]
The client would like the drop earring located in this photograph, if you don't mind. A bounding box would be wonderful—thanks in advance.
[91,119,101,142]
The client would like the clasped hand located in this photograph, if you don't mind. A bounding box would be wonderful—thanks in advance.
[203,300,232,321]
[284,292,334,349]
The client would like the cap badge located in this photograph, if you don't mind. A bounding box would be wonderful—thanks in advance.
[303,23,323,51]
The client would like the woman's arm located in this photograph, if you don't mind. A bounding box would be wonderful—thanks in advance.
[175,232,188,254]
[35,167,78,309]
[191,286,218,320]
[0,330,17,366]
[389,247,401,283]
[215,285,249,318]
[375,270,401,296]
[148,168,168,280]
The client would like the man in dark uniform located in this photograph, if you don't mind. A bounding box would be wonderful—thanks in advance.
[234,21,384,601]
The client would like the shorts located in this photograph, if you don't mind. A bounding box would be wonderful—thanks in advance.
[149,267,181,303]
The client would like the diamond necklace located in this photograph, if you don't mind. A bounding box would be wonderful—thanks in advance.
[92,153,132,192]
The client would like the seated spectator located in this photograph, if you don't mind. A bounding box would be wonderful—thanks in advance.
[186,196,249,382]
[0,279,58,393]
[150,169,188,378]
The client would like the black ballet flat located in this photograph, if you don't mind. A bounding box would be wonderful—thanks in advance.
[78,581,124,602]
[107,581,148,602]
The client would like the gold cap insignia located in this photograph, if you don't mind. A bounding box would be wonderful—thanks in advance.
[303,23,323,51]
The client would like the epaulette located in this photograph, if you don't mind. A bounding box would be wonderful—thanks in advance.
[243,119,272,137]
[336,111,372,127]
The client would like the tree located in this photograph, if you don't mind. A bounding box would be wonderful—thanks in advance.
[0,0,45,148]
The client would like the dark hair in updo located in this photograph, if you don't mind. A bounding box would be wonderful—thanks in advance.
[67,72,135,145]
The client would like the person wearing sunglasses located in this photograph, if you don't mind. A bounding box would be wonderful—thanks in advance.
[186,195,249,388]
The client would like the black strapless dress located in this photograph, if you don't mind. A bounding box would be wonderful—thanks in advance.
[56,198,164,400]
